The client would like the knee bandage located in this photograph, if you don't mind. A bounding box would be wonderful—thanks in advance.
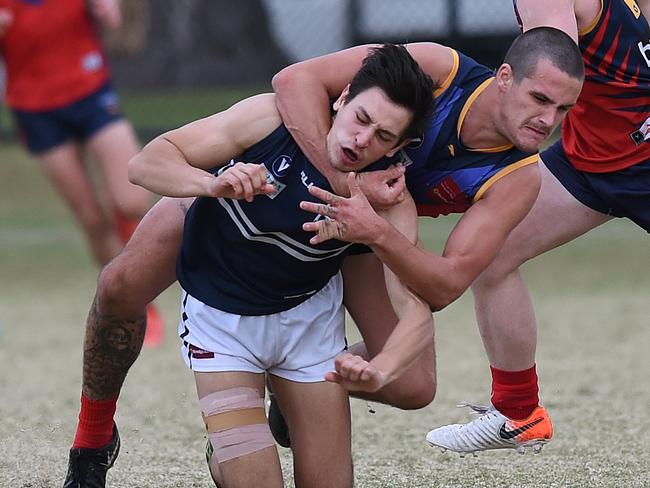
[200,387,275,463]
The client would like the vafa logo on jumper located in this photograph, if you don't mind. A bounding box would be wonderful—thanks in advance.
[272,155,293,177]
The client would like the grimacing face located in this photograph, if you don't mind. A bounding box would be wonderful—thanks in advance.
[496,57,583,153]
[326,85,413,172]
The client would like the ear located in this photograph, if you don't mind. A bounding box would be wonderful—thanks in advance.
[333,84,351,112]
[495,63,514,93]
[385,138,411,157]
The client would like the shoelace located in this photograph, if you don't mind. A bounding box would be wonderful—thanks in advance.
[453,401,501,427]
[456,401,491,415]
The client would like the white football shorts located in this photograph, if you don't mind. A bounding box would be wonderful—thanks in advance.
[179,273,346,382]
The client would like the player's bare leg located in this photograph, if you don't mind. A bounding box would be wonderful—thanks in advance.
[39,141,121,265]
[426,160,612,454]
[270,375,353,488]
[64,197,188,487]
[82,197,187,398]
[88,119,150,223]
[87,119,165,346]
[473,160,611,371]
[197,372,282,488]
[267,253,436,449]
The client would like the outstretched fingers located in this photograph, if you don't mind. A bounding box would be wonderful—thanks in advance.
[300,185,341,217]
[302,218,342,244]
[307,184,338,203]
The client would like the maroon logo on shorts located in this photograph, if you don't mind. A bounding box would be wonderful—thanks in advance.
[189,344,215,359]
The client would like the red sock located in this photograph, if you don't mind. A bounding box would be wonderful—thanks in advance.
[490,365,539,420]
[114,213,139,244]
[72,394,118,449]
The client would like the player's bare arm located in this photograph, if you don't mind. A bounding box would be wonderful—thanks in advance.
[273,42,451,207]
[128,93,278,199]
[303,164,541,311]
[325,195,434,393]
[375,163,541,311]
[516,0,606,39]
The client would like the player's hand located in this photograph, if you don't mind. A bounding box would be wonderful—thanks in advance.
[89,0,122,29]
[208,162,275,201]
[356,164,406,210]
[300,172,384,245]
[325,352,389,393]
[0,8,14,38]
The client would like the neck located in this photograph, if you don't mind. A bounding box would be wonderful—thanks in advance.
[459,81,511,150]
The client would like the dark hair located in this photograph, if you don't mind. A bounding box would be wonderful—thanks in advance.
[346,44,435,141]
[504,26,584,82]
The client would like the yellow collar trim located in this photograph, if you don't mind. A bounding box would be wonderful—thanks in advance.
[457,78,514,152]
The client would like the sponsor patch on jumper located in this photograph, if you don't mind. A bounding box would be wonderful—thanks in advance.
[418,176,470,217]
[630,116,650,146]
[265,172,286,199]
[426,176,466,205]
[272,155,292,177]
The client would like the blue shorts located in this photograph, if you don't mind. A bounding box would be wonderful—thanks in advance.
[542,139,650,233]
[12,82,124,154]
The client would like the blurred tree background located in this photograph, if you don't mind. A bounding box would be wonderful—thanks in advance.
[105,0,289,88]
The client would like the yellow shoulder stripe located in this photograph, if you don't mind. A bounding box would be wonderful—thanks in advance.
[579,0,604,36]
[624,0,641,19]
[434,49,460,98]
[472,154,539,203]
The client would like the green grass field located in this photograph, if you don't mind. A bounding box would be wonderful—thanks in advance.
[1,118,649,487]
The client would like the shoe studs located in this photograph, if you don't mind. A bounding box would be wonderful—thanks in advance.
[458,451,479,458]
[515,442,545,455]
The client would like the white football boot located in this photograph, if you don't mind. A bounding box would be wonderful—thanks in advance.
[426,402,553,456]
